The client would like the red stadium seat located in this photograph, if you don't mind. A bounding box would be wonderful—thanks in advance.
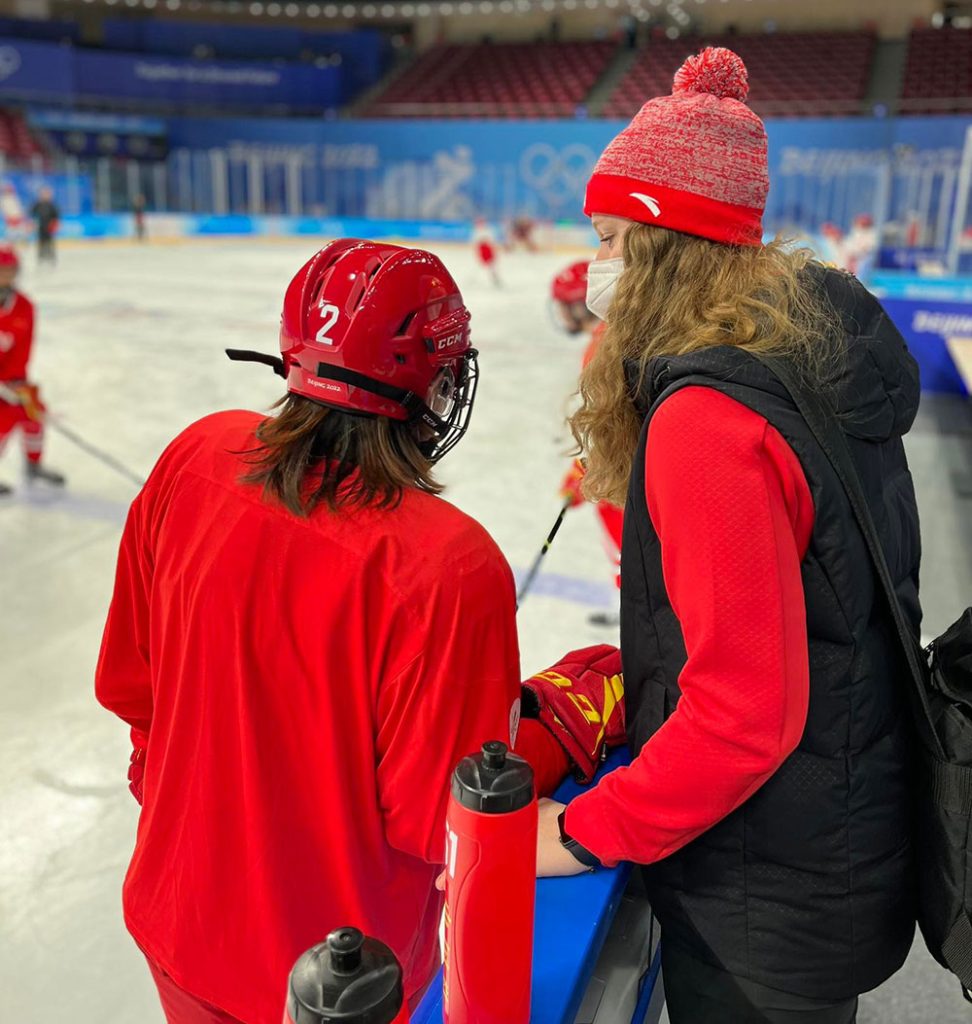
[604,31,875,120]
[365,40,616,119]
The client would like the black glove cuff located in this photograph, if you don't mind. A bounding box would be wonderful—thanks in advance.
[519,683,542,719]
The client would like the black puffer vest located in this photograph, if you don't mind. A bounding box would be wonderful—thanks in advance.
[621,267,921,999]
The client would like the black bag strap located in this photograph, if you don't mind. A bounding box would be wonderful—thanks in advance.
[753,354,946,763]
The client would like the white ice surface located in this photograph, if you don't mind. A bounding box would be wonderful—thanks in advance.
[0,239,618,1023]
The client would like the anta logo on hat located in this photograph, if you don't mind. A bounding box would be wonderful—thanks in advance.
[630,193,662,217]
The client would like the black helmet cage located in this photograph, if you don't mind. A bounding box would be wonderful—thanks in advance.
[419,348,479,463]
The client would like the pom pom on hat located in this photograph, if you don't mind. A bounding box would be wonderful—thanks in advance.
[673,46,749,102]
[583,44,767,246]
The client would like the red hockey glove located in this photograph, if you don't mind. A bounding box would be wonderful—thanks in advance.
[560,459,587,508]
[521,645,625,783]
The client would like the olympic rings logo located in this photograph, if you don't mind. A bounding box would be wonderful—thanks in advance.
[519,143,597,207]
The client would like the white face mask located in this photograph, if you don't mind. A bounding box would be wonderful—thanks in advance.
[585,257,624,321]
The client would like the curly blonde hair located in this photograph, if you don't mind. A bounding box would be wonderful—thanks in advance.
[570,225,841,506]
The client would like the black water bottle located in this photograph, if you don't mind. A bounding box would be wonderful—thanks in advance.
[284,926,408,1023]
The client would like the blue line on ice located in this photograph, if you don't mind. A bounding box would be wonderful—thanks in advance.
[513,568,615,608]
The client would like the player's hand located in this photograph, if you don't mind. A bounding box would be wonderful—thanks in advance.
[536,799,589,877]
[560,459,586,508]
[521,646,625,784]
[11,383,44,421]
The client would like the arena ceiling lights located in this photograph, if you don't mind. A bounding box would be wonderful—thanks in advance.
[74,0,720,16]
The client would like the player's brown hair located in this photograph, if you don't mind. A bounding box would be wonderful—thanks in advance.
[570,225,842,506]
[241,395,442,516]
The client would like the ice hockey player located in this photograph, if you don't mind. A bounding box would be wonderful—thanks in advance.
[842,212,878,278]
[508,213,539,252]
[551,260,623,621]
[550,259,597,336]
[0,244,65,494]
[472,216,501,286]
[95,238,605,1024]
[30,186,59,266]
[0,182,26,244]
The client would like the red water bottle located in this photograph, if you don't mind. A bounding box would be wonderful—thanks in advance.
[284,926,408,1024]
[443,740,537,1024]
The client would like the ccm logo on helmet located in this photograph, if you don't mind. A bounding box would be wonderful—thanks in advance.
[436,331,466,351]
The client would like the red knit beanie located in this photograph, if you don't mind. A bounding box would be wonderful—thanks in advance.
[584,47,768,247]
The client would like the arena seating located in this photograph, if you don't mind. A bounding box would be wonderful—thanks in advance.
[365,40,616,119]
[0,110,45,162]
[603,31,875,119]
[901,27,972,114]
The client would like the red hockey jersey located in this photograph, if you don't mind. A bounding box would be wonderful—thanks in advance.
[96,409,523,1024]
[0,289,34,381]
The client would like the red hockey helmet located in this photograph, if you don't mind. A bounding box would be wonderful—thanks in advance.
[550,259,595,336]
[277,239,477,461]
[0,244,19,271]
[551,260,589,305]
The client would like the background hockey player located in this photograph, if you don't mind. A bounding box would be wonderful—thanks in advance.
[550,259,597,336]
[95,238,593,1024]
[0,244,65,494]
[30,186,59,266]
[0,182,27,244]
[841,212,878,278]
[472,216,501,286]
[552,259,623,620]
[507,213,539,252]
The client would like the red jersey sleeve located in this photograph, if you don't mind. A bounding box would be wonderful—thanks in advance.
[375,544,522,866]
[565,386,814,867]
[95,490,154,744]
[0,293,33,382]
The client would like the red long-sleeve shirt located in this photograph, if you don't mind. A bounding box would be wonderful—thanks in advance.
[95,410,524,1024]
[566,386,815,867]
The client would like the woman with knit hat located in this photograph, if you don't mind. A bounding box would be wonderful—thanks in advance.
[529,48,922,1023]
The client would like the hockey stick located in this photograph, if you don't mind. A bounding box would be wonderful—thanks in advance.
[0,381,146,487]
[516,497,572,608]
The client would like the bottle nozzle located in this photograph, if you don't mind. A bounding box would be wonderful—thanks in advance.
[327,927,364,975]
[482,740,508,771]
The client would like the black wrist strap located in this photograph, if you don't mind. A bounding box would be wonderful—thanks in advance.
[557,809,601,869]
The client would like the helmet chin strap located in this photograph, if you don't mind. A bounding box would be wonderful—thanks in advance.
[313,361,446,435]
[224,347,448,436]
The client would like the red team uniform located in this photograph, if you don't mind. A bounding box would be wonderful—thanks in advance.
[552,263,624,594]
[95,409,525,1022]
[0,288,43,465]
[0,245,63,491]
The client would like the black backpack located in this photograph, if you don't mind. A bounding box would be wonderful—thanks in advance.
[757,354,972,1001]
